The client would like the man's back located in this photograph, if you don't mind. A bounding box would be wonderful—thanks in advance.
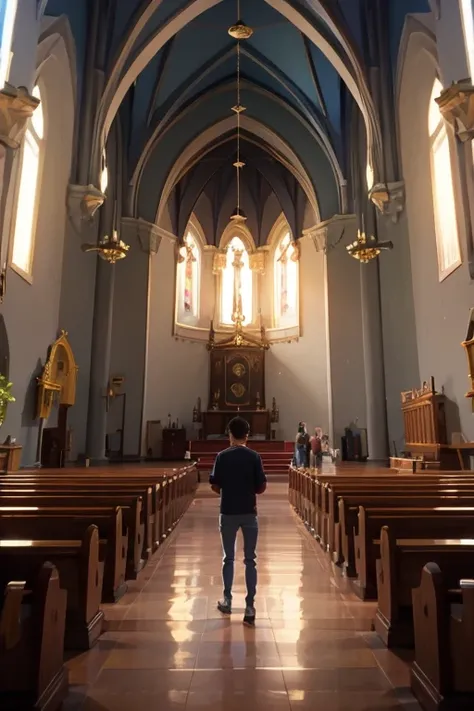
[210,445,266,515]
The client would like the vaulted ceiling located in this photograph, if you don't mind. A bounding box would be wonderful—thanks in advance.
[45,0,432,242]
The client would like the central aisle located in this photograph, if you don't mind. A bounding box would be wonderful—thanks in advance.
[66,483,420,710]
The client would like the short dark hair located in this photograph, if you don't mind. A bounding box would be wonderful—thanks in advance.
[228,416,250,440]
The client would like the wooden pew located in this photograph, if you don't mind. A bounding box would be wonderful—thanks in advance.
[337,491,474,579]
[411,563,474,711]
[354,506,474,600]
[288,466,474,546]
[4,463,198,545]
[0,482,154,559]
[4,475,164,548]
[0,493,145,580]
[0,506,127,603]
[328,480,474,559]
[0,562,68,711]
[0,525,104,650]
[375,525,474,648]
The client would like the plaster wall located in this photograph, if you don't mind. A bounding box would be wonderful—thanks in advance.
[266,236,330,441]
[397,22,474,440]
[144,236,209,441]
[2,20,77,464]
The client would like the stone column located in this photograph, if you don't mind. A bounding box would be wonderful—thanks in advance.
[86,256,115,461]
[360,208,389,461]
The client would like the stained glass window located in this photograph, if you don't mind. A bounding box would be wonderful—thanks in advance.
[11,84,44,278]
[221,236,253,325]
[428,78,462,280]
[176,230,200,323]
[274,232,298,327]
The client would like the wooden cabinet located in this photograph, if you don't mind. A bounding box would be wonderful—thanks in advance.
[162,428,187,460]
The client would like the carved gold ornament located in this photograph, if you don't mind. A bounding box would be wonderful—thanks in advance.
[231,382,246,399]
[249,251,266,274]
[232,362,246,377]
[213,251,227,274]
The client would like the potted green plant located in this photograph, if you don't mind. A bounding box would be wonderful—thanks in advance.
[0,374,15,426]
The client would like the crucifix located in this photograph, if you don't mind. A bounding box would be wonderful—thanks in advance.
[231,245,245,325]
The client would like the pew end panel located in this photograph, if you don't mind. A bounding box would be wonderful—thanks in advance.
[0,562,68,711]
[374,526,412,648]
[69,524,104,650]
[411,564,474,711]
[376,529,474,651]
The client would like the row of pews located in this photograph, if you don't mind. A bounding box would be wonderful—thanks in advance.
[289,465,474,711]
[0,463,198,711]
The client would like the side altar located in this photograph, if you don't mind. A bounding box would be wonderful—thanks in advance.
[201,320,271,439]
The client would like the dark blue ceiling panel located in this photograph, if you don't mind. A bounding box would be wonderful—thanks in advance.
[247,21,320,107]
[309,43,341,133]
[44,0,88,101]
[137,83,339,222]
[389,0,431,64]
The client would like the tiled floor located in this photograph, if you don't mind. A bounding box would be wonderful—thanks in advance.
[65,483,421,710]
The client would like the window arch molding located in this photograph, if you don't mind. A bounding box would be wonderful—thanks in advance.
[9,79,46,281]
[8,16,77,285]
[219,221,256,255]
[428,76,462,281]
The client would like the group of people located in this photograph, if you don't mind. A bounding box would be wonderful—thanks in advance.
[294,421,330,468]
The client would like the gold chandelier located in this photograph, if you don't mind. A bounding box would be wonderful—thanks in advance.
[82,201,130,264]
[229,2,253,223]
[346,230,393,264]
[82,230,130,264]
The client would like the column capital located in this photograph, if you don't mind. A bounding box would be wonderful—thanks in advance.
[0,84,40,150]
[212,250,227,274]
[120,217,171,255]
[369,181,405,223]
[436,81,474,142]
[67,184,106,231]
[249,247,270,275]
[303,214,356,252]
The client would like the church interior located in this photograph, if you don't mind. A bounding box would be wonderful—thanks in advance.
[2,0,474,709]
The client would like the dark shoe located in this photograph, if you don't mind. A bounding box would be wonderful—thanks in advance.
[217,597,232,615]
[243,605,256,627]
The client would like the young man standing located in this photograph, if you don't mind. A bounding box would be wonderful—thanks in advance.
[209,416,267,626]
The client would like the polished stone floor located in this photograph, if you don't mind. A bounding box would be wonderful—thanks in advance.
[65,484,421,710]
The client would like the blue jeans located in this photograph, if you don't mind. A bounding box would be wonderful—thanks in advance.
[219,513,258,606]
[295,444,307,467]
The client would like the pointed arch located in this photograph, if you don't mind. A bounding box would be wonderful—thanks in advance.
[92,0,381,187]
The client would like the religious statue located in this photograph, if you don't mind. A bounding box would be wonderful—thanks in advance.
[231,245,245,325]
[178,236,197,313]
[256,392,261,411]
[212,389,220,410]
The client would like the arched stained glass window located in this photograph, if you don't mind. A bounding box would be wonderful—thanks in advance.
[11,84,44,279]
[176,229,201,323]
[221,236,253,326]
[428,78,462,280]
[274,231,299,327]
